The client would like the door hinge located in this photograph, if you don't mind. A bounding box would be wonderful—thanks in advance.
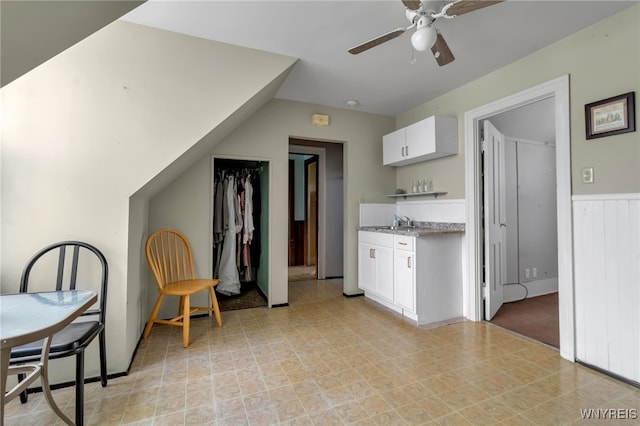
[481,139,486,153]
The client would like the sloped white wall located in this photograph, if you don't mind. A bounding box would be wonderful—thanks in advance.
[0,20,296,380]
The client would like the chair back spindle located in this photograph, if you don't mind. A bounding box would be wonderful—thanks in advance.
[146,229,195,288]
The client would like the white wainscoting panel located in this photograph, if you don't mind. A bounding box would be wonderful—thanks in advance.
[573,194,640,383]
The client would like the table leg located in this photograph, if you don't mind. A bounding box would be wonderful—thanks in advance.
[1,348,9,426]
[40,336,74,426]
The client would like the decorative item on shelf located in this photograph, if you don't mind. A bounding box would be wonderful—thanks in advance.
[412,181,418,193]
[386,191,448,199]
[426,179,434,192]
[395,188,407,195]
[418,179,424,192]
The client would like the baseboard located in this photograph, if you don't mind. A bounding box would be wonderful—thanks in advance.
[576,360,640,389]
[504,278,558,303]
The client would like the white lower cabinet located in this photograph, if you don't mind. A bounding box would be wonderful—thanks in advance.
[394,235,415,313]
[358,230,462,325]
[358,231,395,304]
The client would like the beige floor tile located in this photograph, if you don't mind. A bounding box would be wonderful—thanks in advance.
[274,399,306,422]
[6,279,640,426]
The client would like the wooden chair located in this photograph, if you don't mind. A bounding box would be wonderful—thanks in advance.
[10,241,108,426]
[144,228,222,347]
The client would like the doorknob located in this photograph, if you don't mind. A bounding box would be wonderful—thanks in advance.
[500,223,507,227]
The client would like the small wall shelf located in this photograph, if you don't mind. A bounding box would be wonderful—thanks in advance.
[386,191,448,200]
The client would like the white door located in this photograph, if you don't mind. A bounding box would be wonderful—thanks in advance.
[374,246,394,302]
[382,128,406,165]
[394,250,415,312]
[483,120,507,320]
[357,243,375,292]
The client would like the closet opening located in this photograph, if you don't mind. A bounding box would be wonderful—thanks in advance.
[212,157,269,311]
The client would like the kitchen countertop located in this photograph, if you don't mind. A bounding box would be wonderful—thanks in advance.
[358,221,465,237]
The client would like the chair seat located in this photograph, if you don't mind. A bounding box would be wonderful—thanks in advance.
[10,321,103,361]
[162,279,218,296]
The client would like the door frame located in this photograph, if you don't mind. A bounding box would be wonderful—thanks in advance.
[304,155,319,268]
[289,144,326,279]
[463,75,575,361]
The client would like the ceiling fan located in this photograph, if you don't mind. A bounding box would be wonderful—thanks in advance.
[348,0,503,66]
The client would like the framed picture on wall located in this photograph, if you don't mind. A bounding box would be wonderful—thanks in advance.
[585,91,635,139]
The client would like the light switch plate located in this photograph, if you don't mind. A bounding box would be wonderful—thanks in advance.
[582,167,594,184]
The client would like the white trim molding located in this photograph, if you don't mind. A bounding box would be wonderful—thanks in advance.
[464,75,574,361]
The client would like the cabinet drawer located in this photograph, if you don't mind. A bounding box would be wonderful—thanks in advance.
[394,235,414,251]
[359,231,394,247]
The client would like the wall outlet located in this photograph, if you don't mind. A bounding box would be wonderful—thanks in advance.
[525,268,530,279]
[532,267,537,278]
[582,167,594,184]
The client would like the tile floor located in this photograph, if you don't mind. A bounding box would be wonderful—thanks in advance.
[4,279,639,425]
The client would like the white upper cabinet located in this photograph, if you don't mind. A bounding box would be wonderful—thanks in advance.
[382,127,406,166]
[383,115,458,166]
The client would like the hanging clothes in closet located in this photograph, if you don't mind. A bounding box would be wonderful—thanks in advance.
[213,167,261,296]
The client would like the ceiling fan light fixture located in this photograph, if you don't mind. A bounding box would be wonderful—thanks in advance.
[410,21,436,52]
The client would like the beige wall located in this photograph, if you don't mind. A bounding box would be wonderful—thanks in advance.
[149,99,395,308]
[0,20,296,380]
[395,5,639,197]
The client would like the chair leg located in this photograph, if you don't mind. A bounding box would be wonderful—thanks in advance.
[209,287,223,327]
[75,351,85,426]
[179,296,186,316]
[99,329,108,387]
[143,294,164,339]
[17,373,28,403]
[182,295,190,348]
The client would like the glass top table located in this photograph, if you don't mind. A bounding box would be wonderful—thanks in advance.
[1,290,97,425]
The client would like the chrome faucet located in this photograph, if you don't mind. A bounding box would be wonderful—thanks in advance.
[393,215,412,227]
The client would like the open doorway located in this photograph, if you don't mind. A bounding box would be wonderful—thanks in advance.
[288,153,319,281]
[464,76,574,359]
[288,139,344,285]
[481,99,559,347]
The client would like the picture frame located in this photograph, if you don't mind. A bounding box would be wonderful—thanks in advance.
[585,91,635,139]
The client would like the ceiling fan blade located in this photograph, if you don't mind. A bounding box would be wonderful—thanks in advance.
[445,0,503,17]
[401,0,422,11]
[431,31,455,66]
[348,28,407,55]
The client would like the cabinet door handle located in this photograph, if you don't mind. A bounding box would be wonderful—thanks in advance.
[401,146,405,157]
[405,145,409,157]
[408,256,412,268]
[398,242,408,246]
[370,248,375,259]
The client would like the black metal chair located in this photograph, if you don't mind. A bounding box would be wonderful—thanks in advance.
[10,241,108,426]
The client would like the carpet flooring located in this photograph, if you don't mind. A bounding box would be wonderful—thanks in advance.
[216,281,267,312]
[491,292,559,348]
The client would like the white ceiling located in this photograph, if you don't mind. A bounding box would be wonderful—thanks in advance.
[121,0,635,116]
